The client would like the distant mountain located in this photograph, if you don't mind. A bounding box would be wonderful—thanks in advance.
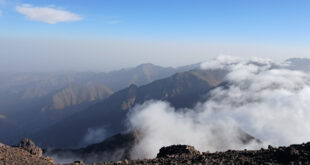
[32,69,227,148]
[47,133,135,163]
[42,83,113,110]
[0,63,199,145]
[285,58,310,72]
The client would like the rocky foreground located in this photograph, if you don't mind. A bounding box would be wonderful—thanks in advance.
[2,139,310,165]
[0,139,54,165]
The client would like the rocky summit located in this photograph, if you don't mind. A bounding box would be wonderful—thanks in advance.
[3,140,310,164]
[156,145,200,158]
[68,143,310,165]
[0,139,53,165]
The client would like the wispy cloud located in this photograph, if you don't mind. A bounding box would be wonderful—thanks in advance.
[16,4,82,24]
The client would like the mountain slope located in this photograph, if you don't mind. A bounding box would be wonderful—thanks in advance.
[0,63,198,145]
[32,69,227,148]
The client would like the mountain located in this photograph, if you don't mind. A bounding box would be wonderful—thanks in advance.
[42,83,113,110]
[0,63,199,145]
[47,133,135,163]
[285,58,310,72]
[32,69,227,148]
[90,63,200,91]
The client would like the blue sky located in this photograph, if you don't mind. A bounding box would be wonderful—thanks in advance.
[1,0,310,43]
[0,0,309,72]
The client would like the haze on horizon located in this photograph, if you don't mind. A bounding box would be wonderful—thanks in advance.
[0,0,309,72]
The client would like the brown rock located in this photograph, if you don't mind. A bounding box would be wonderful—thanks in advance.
[19,138,43,157]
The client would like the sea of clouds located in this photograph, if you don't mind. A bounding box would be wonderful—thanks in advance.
[126,56,310,159]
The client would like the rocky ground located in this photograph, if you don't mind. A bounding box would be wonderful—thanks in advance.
[2,139,310,165]
[0,139,54,165]
[67,143,310,165]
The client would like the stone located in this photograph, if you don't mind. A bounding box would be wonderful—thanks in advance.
[18,138,43,157]
[156,145,200,158]
[0,143,6,147]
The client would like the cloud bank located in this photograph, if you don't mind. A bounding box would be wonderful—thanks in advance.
[126,56,310,159]
[16,4,82,24]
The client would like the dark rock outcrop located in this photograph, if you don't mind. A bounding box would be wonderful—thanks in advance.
[85,142,310,165]
[19,138,43,157]
[0,143,6,148]
[4,140,310,164]
[157,145,200,158]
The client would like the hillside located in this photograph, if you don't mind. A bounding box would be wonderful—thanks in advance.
[0,63,198,145]
[32,69,227,148]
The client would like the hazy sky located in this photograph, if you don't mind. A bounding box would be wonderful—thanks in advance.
[0,0,309,72]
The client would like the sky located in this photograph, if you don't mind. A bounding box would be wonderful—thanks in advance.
[0,0,309,72]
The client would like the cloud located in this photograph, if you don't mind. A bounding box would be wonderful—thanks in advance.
[82,128,107,146]
[126,56,310,159]
[16,4,82,24]
[127,101,261,159]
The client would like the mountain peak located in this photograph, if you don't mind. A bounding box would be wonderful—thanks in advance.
[137,63,155,67]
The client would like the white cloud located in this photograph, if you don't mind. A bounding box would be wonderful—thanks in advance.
[126,56,310,159]
[16,4,82,24]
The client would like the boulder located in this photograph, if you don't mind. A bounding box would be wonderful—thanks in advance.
[19,138,43,157]
[0,143,6,147]
[157,145,200,158]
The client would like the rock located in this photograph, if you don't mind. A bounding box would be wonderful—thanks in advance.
[0,144,53,165]
[18,138,43,157]
[74,160,84,164]
[290,147,300,156]
[0,143,6,147]
[45,157,55,164]
[157,145,200,158]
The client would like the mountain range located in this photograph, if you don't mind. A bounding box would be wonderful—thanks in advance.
[33,69,227,148]
[0,63,199,144]
[0,58,309,156]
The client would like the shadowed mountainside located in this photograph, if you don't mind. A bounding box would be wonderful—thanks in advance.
[32,69,227,148]
[0,63,198,145]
